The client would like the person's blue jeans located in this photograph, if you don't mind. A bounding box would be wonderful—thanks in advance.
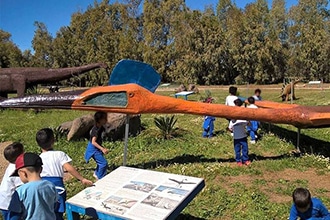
[1,209,9,220]
[247,128,257,141]
[247,121,259,141]
[93,151,108,179]
[202,121,214,137]
[234,137,249,163]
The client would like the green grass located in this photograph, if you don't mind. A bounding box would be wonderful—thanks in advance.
[0,85,330,219]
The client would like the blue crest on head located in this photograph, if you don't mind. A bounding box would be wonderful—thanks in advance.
[109,60,161,93]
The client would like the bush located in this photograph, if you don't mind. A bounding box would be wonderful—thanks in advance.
[154,115,177,139]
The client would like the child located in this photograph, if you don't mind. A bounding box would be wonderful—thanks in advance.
[8,152,58,220]
[202,97,215,138]
[253,88,262,101]
[246,96,260,144]
[225,86,238,107]
[36,128,93,220]
[289,187,330,220]
[0,142,24,220]
[84,111,109,180]
[225,86,238,136]
[228,99,251,166]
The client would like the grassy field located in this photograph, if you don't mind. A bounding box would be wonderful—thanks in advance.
[0,84,330,220]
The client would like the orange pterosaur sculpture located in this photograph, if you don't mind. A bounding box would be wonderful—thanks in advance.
[1,83,330,129]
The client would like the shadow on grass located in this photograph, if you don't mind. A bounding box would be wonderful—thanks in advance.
[130,154,233,169]
[266,124,330,157]
[175,213,206,220]
[129,152,298,170]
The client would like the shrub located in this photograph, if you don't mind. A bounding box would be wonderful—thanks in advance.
[154,115,177,139]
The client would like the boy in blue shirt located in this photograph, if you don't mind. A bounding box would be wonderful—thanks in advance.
[289,187,330,220]
[8,152,58,220]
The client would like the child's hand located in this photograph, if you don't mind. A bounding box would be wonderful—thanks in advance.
[102,148,109,154]
[81,178,94,186]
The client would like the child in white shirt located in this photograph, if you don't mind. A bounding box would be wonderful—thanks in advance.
[228,99,251,166]
[0,142,24,220]
[225,86,238,136]
[225,86,238,107]
[246,96,260,144]
[36,128,93,220]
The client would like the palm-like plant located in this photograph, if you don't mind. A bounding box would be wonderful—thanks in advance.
[154,115,178,139]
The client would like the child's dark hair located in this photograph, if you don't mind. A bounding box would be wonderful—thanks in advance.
[292,188,311,209]
[234,98,243,107]
[247,96,255,104]
[229,86,237,95]
[4,142,24,163]
[36,128,54,150]
[25,166,42,174]
[255,88,261,94]
[94,111,107,123]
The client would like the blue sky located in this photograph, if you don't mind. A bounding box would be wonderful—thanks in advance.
[0,0,298,52]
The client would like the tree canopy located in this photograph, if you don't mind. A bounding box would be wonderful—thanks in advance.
[1,0,329,85]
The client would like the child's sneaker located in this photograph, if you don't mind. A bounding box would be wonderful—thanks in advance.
[93,171,99,180]
[250,140,256,144]
[244,161,251,166]
[237,162,243,166]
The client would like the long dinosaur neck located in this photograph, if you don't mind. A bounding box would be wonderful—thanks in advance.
[27,63,107,83]
[0,63,107,83]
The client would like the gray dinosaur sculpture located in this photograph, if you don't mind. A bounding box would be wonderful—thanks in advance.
[0,62,108,98]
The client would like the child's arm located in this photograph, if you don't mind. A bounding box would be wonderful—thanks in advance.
[91,137,109,154]
[8,191,23,220]
[288,205,298,220]
[317,201,330,220]
[228,120,235,132]
[63,163,93,186]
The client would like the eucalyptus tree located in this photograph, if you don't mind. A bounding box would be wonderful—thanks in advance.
[52,26,75,68]
[233,0,273,84]
[31,22,54,67]
[216,0,241,84]
[169,6,232,85]
[142,0,187,82]
[0,30,23,68]
[267,0,289,82]
[52,0,143,86]
[288,0,329,81]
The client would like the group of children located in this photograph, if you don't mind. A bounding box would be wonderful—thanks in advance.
[202,87,262,166]
[0,111,109,220]
[202,86,330,219]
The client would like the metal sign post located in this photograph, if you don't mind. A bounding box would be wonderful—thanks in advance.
[297,128,301,153]
[123,115,130,166]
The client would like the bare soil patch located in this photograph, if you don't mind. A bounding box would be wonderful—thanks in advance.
[218,168,330,203]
